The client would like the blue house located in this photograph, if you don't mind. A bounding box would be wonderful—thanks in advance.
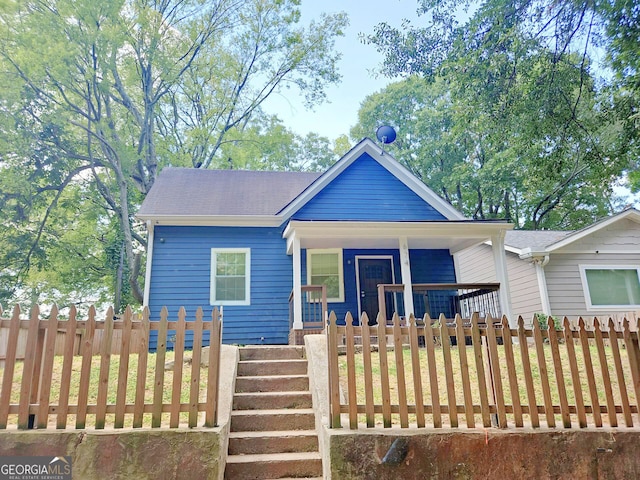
[137,138,514,346]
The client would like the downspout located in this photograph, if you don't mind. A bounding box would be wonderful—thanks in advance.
[533,255,551,316]
[143,220,154,307]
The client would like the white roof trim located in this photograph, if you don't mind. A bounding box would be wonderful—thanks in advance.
[283,220,513,254]
[520,208,640,256]
[138,215,283,227]
[277,138,465,221]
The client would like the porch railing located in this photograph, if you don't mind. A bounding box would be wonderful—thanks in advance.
[0,304,222,430]
[288,285,328,344]
[377,283,501,324]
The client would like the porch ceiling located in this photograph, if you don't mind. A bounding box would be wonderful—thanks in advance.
[283,220,514,254]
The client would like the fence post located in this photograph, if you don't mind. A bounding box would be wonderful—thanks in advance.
[327,311,341,428]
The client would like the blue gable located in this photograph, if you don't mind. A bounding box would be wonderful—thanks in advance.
[291,153,447,221]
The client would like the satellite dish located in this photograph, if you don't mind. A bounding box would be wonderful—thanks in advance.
[376,125,397,144]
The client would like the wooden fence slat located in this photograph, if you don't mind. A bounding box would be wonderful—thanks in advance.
[377,313,392,428]
[205,308,221,428]
[188,309,204,428]
[345,312,358,429]
[608,318,632,427]
[170,307,187,428]
[517,317,539,428]
[327,311,342,428]
[594,318,617,427]
[486,316,507,428]
[57,306,78,429]
[408,315,425,428]
[76,307,96,429]
[547,316,571,428]
[392,313,409,428]
[95,307,115,429]
[0,305,21,428]
[114,307,133,429]
[533,317,555,428]
[152,307,169,428]
[471,313,491,428]
[424,315,441,428]
[360,313,375,428]
[578,318,601,427]
[501,316,522,427]
[133,307,150,428]
[18,305,42,429]
[623,320,640,418]
[37,305,59,429]
[440,314,458,428]
[455,314,474,428]
[563,317,587,428]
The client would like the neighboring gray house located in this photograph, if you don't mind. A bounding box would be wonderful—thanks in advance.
[454,208,640,323]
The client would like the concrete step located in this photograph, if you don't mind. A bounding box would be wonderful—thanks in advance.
[228,430,319,455]
[235,375,309,393]
[230,409,316,432]
[238,359,308,376]
[224,452,322,480]
[233,391,313,410]
[239,346,305,361]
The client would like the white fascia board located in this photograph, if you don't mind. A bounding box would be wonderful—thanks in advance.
[543,208,640,253]
[277,138,466,221]
[284,220,513,241]
[483,239,523,255]
[137,215,282,227]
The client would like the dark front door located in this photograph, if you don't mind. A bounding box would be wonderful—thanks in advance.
[358,258,393,323]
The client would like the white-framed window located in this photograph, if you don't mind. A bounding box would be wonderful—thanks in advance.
[579,265,640,310]
[210,248,250,306]
[307,248,344,302]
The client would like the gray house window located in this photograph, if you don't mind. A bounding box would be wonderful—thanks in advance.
[580,265,640,309]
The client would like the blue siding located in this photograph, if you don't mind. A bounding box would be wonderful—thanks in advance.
[149,226,292,347]
[292,154,447,221]
[410,249,458,318]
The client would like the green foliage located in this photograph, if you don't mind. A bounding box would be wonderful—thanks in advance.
[0,0,347,308]
[357,0,636,228]
[534,313,562,331]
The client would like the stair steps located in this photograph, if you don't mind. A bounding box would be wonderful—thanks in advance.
[224,346,322,480]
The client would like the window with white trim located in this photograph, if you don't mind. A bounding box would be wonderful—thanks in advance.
[307,249,344,302]
[210,248,250,305]
[580,265,640,309]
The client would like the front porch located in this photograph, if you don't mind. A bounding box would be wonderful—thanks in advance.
[283,219,514,344]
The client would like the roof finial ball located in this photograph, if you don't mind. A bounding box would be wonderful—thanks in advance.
[376,125,397,154]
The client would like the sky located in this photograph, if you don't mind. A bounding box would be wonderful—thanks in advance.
[261,0,424,141]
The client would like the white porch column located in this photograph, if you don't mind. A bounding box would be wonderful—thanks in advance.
[292,235,303,330]
[533,256,552,316]
[398,236,414,317]
[491,231,514,327]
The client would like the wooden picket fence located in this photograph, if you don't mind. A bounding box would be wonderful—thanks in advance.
[0,304,222,430]
[327,311,640,430]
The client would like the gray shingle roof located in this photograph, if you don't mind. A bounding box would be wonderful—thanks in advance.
[137,168,322,217]
[504,230,573,250]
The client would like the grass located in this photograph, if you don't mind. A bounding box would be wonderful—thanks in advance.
[0,352,211,429]
[337,340,638,429]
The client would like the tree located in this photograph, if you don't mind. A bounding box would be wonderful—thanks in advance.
[359,0,635,228]
[0,0,347,310]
